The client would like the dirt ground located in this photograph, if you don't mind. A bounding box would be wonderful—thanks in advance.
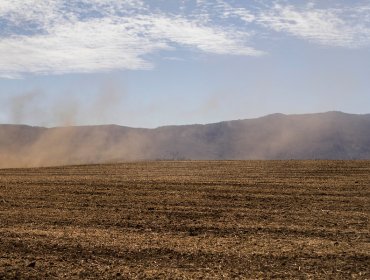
[0,161,369,279]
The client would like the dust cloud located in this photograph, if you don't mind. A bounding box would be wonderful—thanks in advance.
[8,90,44,125]
[0,124,153,168]
[0,79,150,168]
[1,111,369,168]
[4,78,127,127]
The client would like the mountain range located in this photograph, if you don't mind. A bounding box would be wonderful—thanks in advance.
[1,111,370,168]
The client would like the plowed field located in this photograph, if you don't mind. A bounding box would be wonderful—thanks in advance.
[0,161,369,279]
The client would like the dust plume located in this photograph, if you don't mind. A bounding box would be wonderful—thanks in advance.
[1,112,370,168]
[0,78,146,168]
[8,90,44,125]
[3,77,131,126]
[91,79,127,124]
[0,124,152,168]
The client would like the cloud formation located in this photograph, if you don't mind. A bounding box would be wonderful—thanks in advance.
[0,0,369,78]
[258,3,370,48]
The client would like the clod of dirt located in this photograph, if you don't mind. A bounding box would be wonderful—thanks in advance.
[188,229,199,236]
[27,261,36,268]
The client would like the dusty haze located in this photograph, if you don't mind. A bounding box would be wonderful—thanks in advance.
[1,112,370,168]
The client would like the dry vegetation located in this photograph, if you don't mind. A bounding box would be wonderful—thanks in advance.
[0,161,369,279]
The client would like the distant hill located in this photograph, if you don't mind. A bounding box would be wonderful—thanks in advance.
[1,112,370,167]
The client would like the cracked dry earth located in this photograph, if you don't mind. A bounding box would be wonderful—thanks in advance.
[0,161,369,279]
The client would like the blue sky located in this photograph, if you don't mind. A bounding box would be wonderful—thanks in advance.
[0,0,369,127]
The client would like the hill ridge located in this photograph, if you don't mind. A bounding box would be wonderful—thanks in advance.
[1,111,370,167]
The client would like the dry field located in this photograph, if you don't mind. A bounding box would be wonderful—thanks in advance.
[0,161,369,279]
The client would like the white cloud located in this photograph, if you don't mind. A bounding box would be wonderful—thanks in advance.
[258,4,370,48]
[0,1,369,78]
[204,1,370,48]
[144,15,263,56]
[0,0,263,78]
[0,0,60,28]
[0,17,168,77]
[214,0,256,23]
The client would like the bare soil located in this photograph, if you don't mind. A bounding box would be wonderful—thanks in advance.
[0,161,369,279]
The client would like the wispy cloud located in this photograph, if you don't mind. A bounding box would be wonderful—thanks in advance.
[0,17,168,78]
[200,1,370,48]
[144,15,262,56]
[257,3,370,48]
[0,0,262,78]
[0,0,369,78]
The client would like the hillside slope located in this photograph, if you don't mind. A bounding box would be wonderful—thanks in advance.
[1,112,370,167]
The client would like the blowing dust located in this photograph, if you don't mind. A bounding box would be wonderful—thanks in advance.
[0,79,152,168]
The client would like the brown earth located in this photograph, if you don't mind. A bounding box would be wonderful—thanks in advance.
[0,160,369,279]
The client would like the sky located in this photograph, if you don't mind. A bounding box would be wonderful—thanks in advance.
[0,0,369,128]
